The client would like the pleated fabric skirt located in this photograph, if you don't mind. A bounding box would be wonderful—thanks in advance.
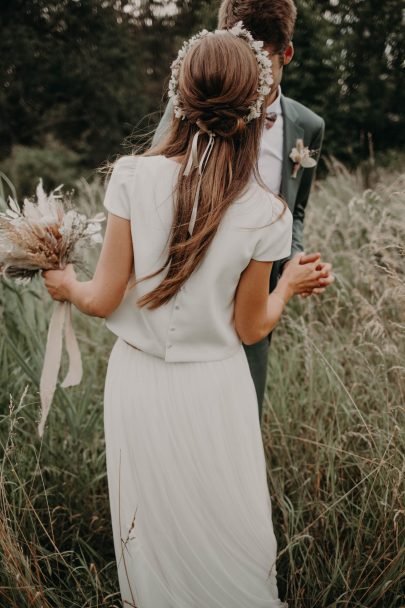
[103,336,287,608]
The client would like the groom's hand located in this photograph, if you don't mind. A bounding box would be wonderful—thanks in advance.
[282,253,334,297]
[300,254,334,297]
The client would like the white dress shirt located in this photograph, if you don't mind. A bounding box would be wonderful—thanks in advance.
[257,86,284,195]
[103,154,292,362]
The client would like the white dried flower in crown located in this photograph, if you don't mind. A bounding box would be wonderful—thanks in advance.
[167,21,273,126]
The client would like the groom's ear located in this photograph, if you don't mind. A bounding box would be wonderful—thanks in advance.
[283,42,294,66]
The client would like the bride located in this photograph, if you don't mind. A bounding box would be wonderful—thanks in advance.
[42,22,325,608]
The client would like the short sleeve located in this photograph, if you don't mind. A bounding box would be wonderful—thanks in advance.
[252,194,293,262]
[103,155,138,219]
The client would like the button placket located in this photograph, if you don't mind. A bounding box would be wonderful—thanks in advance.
[166,291,182,355]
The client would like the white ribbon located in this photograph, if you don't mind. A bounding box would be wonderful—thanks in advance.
[38,300,83,437]
[183,122,216,235]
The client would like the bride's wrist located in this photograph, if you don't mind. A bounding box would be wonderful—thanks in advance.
[59,263,78,301]
[62,275,76,302]
[274,277,294,304]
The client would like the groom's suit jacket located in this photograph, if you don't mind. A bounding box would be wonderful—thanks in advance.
[272,94,324,291]
[152,94,325,294]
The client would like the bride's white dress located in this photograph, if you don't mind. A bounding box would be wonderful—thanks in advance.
[102,154,292,608]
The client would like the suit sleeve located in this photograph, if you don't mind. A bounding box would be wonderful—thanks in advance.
[280,118,325,269]
[151,98,174,147]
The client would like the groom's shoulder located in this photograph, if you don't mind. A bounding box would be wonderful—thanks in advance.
[282,95,325,133]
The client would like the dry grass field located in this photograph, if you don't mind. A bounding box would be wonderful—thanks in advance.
[0,159,404,607]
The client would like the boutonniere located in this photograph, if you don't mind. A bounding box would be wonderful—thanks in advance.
[289,139,318,179]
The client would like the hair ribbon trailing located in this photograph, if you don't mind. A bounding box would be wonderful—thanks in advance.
[183,119,216,235]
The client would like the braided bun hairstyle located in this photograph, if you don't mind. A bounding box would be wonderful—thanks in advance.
[139,31,271,309]
[194,112,246,139]
[177,33,259,138]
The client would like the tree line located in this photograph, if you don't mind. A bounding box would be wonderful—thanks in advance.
[0,0,403,190]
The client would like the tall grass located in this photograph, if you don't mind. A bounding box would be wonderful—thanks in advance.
[264,159,405,607]
[0,161,404,607]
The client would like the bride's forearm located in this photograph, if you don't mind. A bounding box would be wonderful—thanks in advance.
[65,278,100,317]
[263,278,294,335]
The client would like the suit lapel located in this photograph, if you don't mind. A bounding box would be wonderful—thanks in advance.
[280,95,304,210]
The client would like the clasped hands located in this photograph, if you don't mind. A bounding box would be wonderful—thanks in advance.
[282,252,334,298]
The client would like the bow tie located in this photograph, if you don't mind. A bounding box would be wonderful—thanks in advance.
[265,111,277,130]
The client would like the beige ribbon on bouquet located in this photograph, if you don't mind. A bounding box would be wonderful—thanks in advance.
[38,300,83,437]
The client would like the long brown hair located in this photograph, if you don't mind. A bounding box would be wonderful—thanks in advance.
[134,32,271,309]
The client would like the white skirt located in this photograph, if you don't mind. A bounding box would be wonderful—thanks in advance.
[104,336,287,608]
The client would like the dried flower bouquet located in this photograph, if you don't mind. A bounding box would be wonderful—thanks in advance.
[0,179,105,437]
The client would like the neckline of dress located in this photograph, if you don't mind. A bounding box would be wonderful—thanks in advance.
[159,155,182,167]
[157,154,263,197]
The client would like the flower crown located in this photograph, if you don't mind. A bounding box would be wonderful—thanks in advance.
[168,21,274,125]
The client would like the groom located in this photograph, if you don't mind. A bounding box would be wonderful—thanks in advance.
[153,0,333,421]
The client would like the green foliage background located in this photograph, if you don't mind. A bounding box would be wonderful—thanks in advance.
[1,0,404,194]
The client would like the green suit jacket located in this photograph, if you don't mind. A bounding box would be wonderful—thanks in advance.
[152,95,325,295]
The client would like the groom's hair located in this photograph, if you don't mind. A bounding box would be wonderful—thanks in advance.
[218,0,297,55]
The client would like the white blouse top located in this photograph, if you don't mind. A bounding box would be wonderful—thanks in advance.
[102,154,292,362]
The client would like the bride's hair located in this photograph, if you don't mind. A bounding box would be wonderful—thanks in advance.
[136,31,274,309]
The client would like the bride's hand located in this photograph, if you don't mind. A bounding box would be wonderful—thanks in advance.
[41,263,77,302]
[279,253,329,298]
